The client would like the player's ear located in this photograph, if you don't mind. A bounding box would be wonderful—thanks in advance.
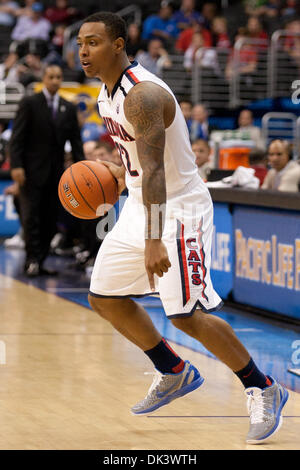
[114,37,125,54]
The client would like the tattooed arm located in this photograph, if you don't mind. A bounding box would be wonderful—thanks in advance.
[124,81,175,290]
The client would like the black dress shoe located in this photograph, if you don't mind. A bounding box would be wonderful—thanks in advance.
[25,262,40,277]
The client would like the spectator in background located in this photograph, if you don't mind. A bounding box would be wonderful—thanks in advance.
[237,109,265,149]
[141,1,179,47]
[11,2,52,42]
[260,0,281,18]
[188,103,210,141]
[83,140,97,160]
[93,141,122,166]
[247,16,268,48]
[249,147,268,185]
[172,0,204,32]
[126,23,147,61]
[175,20,212,53]
[201,2,218,30]
[243,0,269,17]
[262,139,300,192]
[179,98,193,126]
[17,52,43,86]
[281,0,298,18]
[45,0,80,26]
[192,138,212,181]
[9,65,84,277]
[51,23,67,57]
[284,18,300,72]
[0,0,19,26]
[14,0,35,18]
[65,35,85,81]
[183,30,219,74]
[136,38,172,76]
[225,27,258,83]
[211,17,231,48]
[0,51,19,82]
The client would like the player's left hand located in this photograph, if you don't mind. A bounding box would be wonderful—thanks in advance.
[98,159,126,195]
[145,239,171,292]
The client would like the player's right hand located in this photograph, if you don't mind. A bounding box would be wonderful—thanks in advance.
[11,167,26,186]
[98,160,126,196]
[145,239,171,292]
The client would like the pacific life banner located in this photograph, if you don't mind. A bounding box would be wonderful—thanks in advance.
[233,206,300,319]
[0,181,20,236]
[210,202,233,300]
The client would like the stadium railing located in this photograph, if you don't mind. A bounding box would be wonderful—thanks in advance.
[0,82,25,120]
[262,111,298,157]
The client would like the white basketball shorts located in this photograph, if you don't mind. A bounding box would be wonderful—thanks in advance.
[89,177,223,318]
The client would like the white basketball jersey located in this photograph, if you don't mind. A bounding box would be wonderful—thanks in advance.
[97,61,205,196]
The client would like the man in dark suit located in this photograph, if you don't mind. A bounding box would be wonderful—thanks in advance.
[10,64,84,276]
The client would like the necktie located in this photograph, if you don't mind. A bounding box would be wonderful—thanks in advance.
[49,97,56,119]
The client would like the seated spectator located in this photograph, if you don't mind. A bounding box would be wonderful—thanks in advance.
[201,2,218,30]
[80,119,107,145]
[188,103,210,141]
[179,98,193,125]
[17,52,43,86]
[93,142,122,166]
[246,16,268,49]
[13,37,49,59]
[260,0,281,18]
[126,23,147,61]
[249,147,268,185]
[0,0,19,26]
[283,18,300,72]
[237,109,265,149]
[11,2,52,42]
[141,1,179,47]
[44,0,80,26]
[211,17,231,48]
[283,18,300,50]
[51,23,66,57]
[183,31,219,74]
[262,139,300,192]
[225,27,258,82]
[136,38,172,76]
[65,35,85,81]
[243,0,269,17]
[83,140,97,160]
[14,0,35,18]
[191,138,212,181]
[172,0,204,32]
[175,21,212,53]
[0,51,19,82]
[281,0,298,18]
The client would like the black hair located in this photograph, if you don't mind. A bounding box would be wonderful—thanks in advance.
[179,98,193,107]
[42,64,63,77]
[82,12,127,44]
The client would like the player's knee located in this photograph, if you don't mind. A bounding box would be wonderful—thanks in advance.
[88,294,109,319]
[171,315,196,335]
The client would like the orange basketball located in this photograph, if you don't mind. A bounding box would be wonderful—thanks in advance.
[58,160,118,219]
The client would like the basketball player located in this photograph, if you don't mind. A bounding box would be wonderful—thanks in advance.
[77,12,288,444]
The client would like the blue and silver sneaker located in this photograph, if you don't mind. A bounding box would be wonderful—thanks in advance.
[245,376,289,444]
[131,360,204,415]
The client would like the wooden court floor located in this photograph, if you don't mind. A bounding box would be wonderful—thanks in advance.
[0,274,299,450]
